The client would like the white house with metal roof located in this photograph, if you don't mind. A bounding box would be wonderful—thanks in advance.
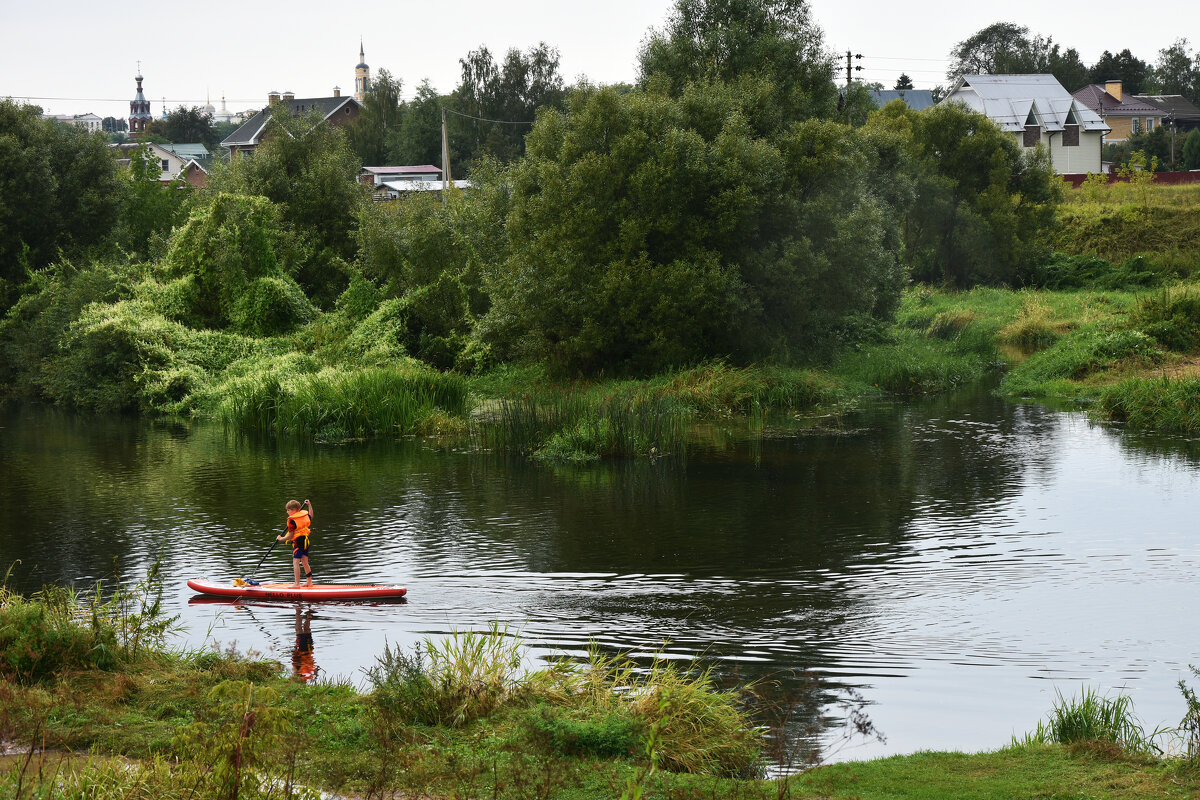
[942,74,1108,175]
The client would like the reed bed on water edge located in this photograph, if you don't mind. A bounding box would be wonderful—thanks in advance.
[214,365,468,440]
[473,393,691,461]
[468,362,844,461]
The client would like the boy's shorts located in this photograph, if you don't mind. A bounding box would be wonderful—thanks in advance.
[292,541,310,559]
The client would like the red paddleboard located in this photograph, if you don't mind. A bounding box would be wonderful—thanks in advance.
[187,578,407,601]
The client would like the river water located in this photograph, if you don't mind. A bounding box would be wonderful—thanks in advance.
[2,387,1199,760]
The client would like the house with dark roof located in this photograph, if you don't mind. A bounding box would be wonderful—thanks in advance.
[942,74,1108,174]
[1072,81,1165,142]
[220,91,362,159]
[1133,94,1200,135]
[867,89,935,111]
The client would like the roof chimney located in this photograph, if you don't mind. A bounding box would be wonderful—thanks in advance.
[268,90,281,105]
[281,91,295,102]
[1105,80,1123,102]
[333,86,341,98]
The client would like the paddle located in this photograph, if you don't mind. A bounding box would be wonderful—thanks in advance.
[233,537,280,587]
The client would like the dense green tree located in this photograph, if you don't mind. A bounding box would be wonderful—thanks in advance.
[353,174,504,370]
[1111,124,1183,169]
[1088,49,1153,95]
[210,110,364,305]
[894,73,915,90]
[638,0,837,130]
[113,143,191,257]
[0,100,123,310]
[1039,40,1090,91]
[145,106,219,149]
[161,193,313,335]
[869,101,1061,287]
[387,79,446,166]
[947,23,1088,90]
[1182,129,1200,170]
[946,22,1035,80]
[1155,39,1198,103]
[347,68,404,165]
[480,84,907,374]
[450,43,565,170]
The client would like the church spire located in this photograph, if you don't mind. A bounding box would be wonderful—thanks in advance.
[129,66,152,137]
[355,39,370,102]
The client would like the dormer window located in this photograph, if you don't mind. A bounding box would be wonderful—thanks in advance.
[1023,109,1040,147]
[1063,108,1080,147]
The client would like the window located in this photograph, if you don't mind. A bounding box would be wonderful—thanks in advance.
[1063,124,1080,147]
[161,159,170,171]
[1023,125,1040,147]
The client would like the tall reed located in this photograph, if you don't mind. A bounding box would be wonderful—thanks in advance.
[215,365,468,440]
[474,393,690,461]
[1018,687,1166,755]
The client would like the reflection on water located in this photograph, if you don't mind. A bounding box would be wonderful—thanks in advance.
[3,388,1200,760]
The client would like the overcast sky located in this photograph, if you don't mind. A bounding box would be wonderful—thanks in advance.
[3,0,1196,120]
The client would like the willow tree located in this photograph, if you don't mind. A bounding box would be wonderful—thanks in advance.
[638,0,837,133]
[480,84,908,375]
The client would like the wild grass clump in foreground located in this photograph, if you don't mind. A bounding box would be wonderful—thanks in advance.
[1016,687,1168,755]
[365,628,761,777]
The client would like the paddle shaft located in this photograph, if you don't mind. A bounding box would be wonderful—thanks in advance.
[249,538,280,578]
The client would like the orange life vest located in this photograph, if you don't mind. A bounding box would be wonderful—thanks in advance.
[287,509,312,547]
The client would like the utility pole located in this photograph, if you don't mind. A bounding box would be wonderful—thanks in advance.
[441,107,452,202]
[845,50,862,90]
[843,51,863,122]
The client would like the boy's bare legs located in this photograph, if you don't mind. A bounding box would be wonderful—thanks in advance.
[292,558,302,587]
[302,555,313,587]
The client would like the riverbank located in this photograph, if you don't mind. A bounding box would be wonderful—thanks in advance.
[4,184,1200,455]
[3,581,1198,800]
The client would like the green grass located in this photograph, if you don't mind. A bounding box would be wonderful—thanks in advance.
[1018,687,1167,755]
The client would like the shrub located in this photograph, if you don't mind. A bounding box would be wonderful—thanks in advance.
[545,648,763,776]
[230,276,317,337]
[0,259,146,398]
[366,624,524,727]
[998,295,1064,351]
[0,564,176,683]
[1131,288,1200,352]
[1031,253,1160,290]
[523,703,643,758]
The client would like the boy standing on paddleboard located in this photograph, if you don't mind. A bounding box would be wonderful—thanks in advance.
[278,499,314,587]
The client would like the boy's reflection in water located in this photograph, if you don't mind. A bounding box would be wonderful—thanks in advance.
[292,607,317,682]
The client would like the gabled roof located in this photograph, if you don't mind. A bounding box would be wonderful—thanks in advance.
[945,74,1108,133]
[176,159,208,176]
[1072,84,1164,117]
[867,89,935,111]
[1133,94,1200,121]
[221,96,360,148]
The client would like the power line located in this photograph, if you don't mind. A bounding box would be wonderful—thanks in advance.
[442,106,535,126]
